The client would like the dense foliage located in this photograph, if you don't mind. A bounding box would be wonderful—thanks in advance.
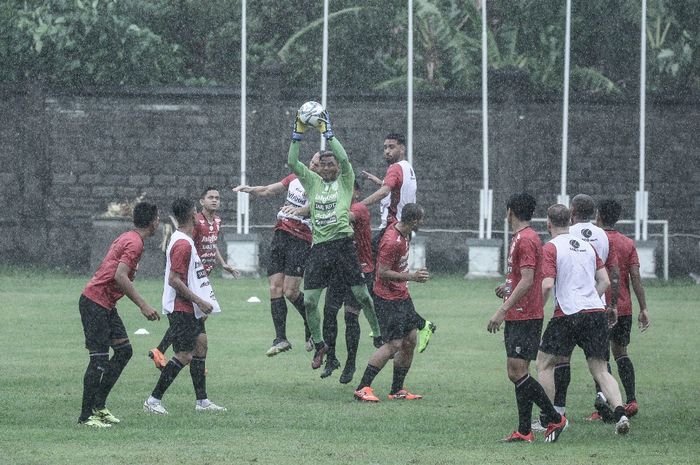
[0,0,697,96]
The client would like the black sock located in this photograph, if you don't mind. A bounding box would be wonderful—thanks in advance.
[344,312,360,368]
[414,313,427,330]
[323,304,340,360]
[190,357,207,401]
[390,366,410,394]
[553,363,570,409]
[290,293,311,340]
[151,358,184,399]
[157,327,173,354]
[614,405,626,421]
[516,374,560,427]
[514,375,534,435]
[290,292,306,317]
[616,356,636,403]
[270,297,288,341]
[357,364,381,390]
[93,343,133,409]
[79,352,109,421]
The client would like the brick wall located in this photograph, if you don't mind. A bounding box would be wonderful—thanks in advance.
[0,84,698,275]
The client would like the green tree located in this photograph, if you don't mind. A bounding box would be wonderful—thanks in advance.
[1,0,184,86]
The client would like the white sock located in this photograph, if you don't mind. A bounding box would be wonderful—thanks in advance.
[197,399,210,407]
[147,395,160,405]
[554,406,566,415]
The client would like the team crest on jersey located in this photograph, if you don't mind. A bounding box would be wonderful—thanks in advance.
[569,239,580,249]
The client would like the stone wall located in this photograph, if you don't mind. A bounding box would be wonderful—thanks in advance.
[0,83,698,275]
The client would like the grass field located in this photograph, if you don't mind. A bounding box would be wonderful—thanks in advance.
[1,269,699,465]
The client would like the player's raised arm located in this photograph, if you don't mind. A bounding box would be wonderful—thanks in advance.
[288,113,313,182]
[233,182,286,197]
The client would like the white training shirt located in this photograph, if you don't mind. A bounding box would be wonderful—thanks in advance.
[545,233,605,315]
[379,160,417,228]
[569,221,609,262]
[277,177,312,229]
[163,230,221,319]
[569,221,610,305]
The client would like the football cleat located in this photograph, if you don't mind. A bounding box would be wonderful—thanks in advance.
[502,431,535,443]
[93,407,120,424]
[354,386,380,403]
[143,399,168,415]
[594,392,616,422]
[148,348,167,370]
[387,389,423,400]
[265,339,292,357]
[78,415,111,428]
[615,415,630,435]
[543,415,568,443]
[624,400,639,418]
[320,357,340,379]
[195,400,227,412]
[311,342,328,370]
[586,411,603,421]
[417,321,436,353]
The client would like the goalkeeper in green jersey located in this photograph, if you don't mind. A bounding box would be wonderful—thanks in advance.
[288,108,383,370]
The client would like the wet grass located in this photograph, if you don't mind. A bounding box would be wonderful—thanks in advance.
[0,272,698,465]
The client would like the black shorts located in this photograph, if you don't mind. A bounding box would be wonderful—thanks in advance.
[504,319,543,361]
[325,272,374,315]
[375,295,421,342]
[609,314,632,347]
[79,294,128,353]
[304,237,366,290]
[267,230,310,277]
[539,311,609,360]
[169,312,206,353]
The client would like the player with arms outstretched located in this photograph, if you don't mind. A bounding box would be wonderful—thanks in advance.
[287,107,382,370]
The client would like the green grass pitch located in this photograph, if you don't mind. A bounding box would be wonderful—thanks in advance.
[1,270,698,465]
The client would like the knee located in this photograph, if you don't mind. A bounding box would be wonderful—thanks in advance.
[535,353,549,374]
[269,283,283,296]
[176,353,194,366]
[115,343,133,361]
[195,335,208,356]
[506,361,528,383]
[283,287,299,301]
[403,335,417,352]
[268,276,284,297]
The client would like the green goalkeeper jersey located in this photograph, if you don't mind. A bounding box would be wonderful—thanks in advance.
[288,137,355,245]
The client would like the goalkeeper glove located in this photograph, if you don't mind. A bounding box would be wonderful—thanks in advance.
[316,110,334,139]
[291,113,306,141]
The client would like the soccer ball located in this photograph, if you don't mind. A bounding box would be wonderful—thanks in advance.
[298,101,325,127]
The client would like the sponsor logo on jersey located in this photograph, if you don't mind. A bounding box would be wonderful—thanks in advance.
[569,239,580,249]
